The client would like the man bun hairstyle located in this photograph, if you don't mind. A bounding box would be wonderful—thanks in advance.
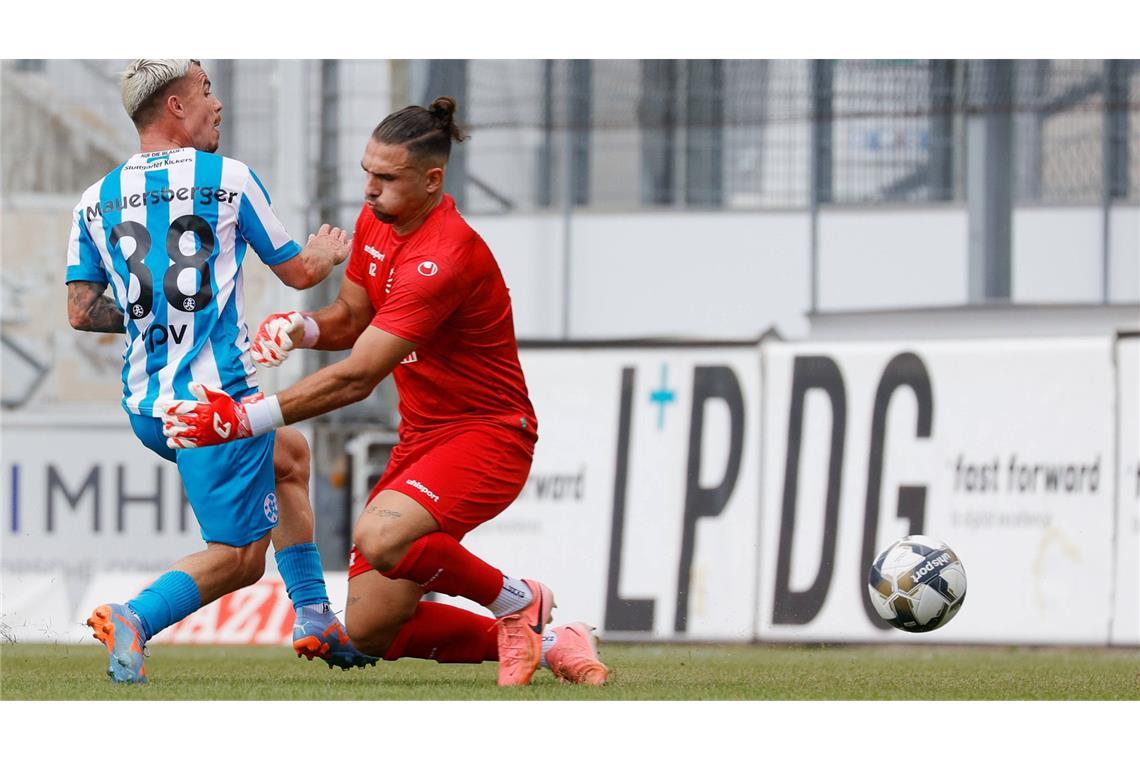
[121,59,200,127]
[372,96,469,165]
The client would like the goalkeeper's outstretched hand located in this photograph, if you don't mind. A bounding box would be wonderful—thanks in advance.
[252,311,305,367]
[252,311,319,367]
[162,383,255,449]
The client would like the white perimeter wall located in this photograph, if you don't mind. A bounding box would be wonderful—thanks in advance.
[1012,206,1140,304]
[5,335,1137,646]
[817,207,969,310]
[471,204,1139,341]
[1110,206,1140,303]
[569,212,811,339]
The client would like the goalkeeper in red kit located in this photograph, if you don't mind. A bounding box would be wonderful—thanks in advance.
[162,96,609,686]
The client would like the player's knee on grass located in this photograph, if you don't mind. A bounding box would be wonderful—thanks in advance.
[273,427,311,487]
[345,599,417,657]
[345,618,401,657]
[345,570,423,658]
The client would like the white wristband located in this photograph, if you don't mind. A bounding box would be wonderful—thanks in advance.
[299,313,320,348]
[245,394,286,436]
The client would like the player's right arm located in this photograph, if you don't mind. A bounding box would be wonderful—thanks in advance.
[67,281,126,333]
[65,201,125,333]
[269,223,351,290]
[252,206,377,366]
[163,325,414,448]
[236,168,349,291]
[307,276,376,349]
[250,276,374,366]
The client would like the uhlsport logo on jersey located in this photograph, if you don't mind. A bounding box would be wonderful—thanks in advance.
[405,479,440,502]
[417,261,439,277]
[263,492,279,523]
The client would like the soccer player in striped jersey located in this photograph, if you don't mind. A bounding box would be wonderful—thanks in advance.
[163,97,610,686]
[67,59,375,683]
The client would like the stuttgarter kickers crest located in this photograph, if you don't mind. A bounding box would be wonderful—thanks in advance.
[263,492,279,523]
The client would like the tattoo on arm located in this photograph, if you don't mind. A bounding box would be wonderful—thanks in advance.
[68,282,125,333]
[363,504,402,520]
[348,595,361,606]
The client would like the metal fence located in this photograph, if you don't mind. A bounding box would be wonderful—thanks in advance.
[462,58,1139,212]
[4,59,1137,214]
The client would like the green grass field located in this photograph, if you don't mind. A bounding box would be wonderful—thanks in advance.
[2,642,1136,700]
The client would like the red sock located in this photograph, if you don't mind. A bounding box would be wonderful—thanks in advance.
[381,532,503,606]
[382,601,498,663]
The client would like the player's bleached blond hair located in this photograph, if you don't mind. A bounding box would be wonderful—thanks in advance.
[121,59,200,124]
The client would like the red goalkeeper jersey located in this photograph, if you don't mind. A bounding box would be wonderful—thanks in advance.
[344,194,537,440]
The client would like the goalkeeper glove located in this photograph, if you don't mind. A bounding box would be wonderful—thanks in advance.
[251,311,319,367]
[161,383,283,449]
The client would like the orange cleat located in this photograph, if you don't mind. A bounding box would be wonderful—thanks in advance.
[496,579,554,686]
[546,623,610,685]
[87,603,148,684]
[292,605,378,670]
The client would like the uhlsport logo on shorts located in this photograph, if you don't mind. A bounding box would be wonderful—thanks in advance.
[405,479,440,502]
[263,492,279,523]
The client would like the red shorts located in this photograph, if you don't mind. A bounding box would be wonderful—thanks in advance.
[348,422,535,579]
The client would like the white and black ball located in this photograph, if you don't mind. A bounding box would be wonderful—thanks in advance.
[867,535,967,633]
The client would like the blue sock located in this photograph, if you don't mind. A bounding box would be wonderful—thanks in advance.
[126,570,201,641]
[275,543,330,610]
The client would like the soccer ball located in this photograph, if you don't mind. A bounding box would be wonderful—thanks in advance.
[867,535,967,633]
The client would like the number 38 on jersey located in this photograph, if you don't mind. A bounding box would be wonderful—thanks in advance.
[112,213,215,319]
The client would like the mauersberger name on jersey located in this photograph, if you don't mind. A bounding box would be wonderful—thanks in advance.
[84,186,239,222]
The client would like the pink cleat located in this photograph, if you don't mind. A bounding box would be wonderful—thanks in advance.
[496,579,554,686]
[546,623,611,685]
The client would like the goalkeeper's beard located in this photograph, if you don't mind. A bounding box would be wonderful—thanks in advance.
[370,208,398,224]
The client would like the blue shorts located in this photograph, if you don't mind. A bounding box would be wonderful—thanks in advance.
[129,413,279,547]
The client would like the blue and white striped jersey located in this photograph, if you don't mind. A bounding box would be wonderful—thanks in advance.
[65,147,301,417]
